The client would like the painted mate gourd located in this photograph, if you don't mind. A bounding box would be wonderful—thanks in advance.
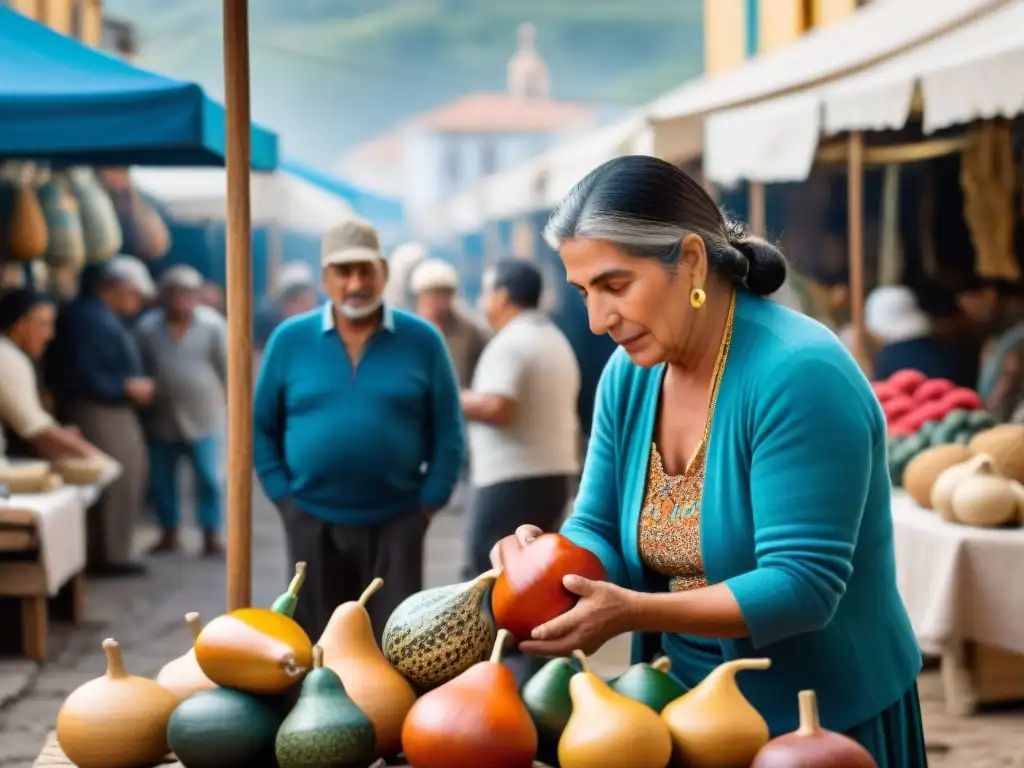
[56,638,178,768]
[401,629,537,768]
[558,649,672,768]
[319,577,416,758]
[382,568,499,689]
[660,657,772,768]
[751,690,877,768]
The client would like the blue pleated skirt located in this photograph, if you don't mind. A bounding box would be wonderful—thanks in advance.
[845,683,929,768]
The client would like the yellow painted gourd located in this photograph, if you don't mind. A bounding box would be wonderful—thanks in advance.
[56,638,179,768]
[660,657,772,768]
[558,649,672,768]
[195,607,312,694]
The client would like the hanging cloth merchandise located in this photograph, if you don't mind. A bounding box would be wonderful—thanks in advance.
[960,122,1021,281]
[2,161,48,262]
[877,164,904,286]
[37,170,86,270]
[69,166,122,262]
[98,168,171,261]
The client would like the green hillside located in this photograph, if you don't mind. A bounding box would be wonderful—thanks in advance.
[104,0,705,167]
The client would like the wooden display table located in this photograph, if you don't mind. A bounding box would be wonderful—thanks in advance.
[34,732,553,767]
[0,487,88,661]
[891,488,1024,714]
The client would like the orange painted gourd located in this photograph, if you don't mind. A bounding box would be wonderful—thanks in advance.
[195,607,312,694]
[491,533,606,642]
[751,690,878,768]
[319,578,417,759]
[401,629,538,768]
[56,638,179,768]
[155,612,217,701]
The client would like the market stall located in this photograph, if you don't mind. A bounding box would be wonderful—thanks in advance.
[0,6,276,169]
[0,2,274,670]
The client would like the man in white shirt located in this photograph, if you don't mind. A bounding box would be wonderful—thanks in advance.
[460,259,581,581]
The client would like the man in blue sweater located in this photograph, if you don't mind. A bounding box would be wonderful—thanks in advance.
[254,217,465,642]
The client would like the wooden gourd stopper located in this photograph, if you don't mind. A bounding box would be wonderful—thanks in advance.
[311,645,324,670]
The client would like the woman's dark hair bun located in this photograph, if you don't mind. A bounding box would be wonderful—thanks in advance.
[725,220,787,297]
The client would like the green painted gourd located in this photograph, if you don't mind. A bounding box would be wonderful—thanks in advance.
[521,656,578,765]
[167,686,282,768]
[275,645,375,768]
[608,656,686,713]
[271,561,307,617]
[382,568,499,690]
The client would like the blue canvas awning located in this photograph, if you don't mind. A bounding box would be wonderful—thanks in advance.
[0,8,278,169]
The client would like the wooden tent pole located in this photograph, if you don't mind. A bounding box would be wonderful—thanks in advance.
[847,131,867,370]
[223,0,254,611]
[748,182,766,237]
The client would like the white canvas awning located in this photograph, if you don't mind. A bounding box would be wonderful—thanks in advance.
[824,0,1024,134]
[703,0,1024,185]
[131,166,354,234]
[649,0,1003,163]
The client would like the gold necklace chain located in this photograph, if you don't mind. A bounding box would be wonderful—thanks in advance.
[701,289,737,445]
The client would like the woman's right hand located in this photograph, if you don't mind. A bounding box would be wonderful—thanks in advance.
[489,525,544,569]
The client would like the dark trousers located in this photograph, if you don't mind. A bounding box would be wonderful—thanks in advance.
[276,498,428,645]
[463,473,574,684]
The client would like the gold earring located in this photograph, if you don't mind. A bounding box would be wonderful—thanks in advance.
[690,287,706,309]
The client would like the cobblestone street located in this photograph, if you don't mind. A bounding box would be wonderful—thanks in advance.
[0,486,1022,767]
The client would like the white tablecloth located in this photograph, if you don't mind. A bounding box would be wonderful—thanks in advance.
[892,488,1024,656]
[0,486,86,595]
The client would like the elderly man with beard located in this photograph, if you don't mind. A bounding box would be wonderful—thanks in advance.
[254,217,465,642]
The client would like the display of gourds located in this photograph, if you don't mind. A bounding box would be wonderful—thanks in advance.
[68,166,123,262]
[99,167,171,261]
[931,453,1024,527]
[59,548,815,768]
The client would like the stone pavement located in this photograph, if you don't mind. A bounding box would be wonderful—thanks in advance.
[0,487,1022,766]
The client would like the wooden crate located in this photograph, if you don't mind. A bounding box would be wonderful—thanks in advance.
[34,732,553,767]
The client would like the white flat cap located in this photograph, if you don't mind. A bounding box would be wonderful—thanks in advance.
[106,255,156,299]
[410,258,459,293]
[159,265,204,291]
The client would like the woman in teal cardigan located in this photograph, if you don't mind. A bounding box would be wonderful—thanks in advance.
[491,156,926,766]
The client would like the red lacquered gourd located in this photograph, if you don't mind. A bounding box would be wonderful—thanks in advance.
[491,533,606,642]
[751,690,878,768]
[401,629,537,768]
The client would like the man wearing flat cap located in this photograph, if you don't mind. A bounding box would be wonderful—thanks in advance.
[254,217,465,643]
[409,257,490,388]
[135,265,228,557]
[45,257,157,577]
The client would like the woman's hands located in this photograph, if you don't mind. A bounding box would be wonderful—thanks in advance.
[488,524,543,569]
[490,525,637,657]
[518,575,637,657]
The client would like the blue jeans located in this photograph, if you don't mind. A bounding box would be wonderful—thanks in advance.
[148,437,222,532]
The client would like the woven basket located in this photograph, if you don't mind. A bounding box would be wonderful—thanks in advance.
[52,457,106,486]
[0,461,58,494]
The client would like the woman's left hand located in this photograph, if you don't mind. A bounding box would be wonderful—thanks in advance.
[518,575,638,657]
